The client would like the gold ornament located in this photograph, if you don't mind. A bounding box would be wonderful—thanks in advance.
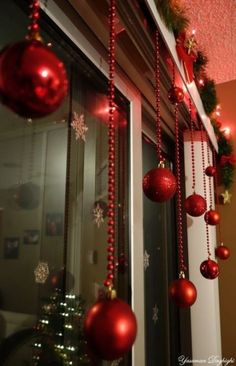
[34,261,50,284]
[221,190,232,204]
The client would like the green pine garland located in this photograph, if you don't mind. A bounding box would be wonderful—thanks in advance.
[193,50,208,78]
[212,120,235,190]
[154,0,189,33]
[198,79,218,116]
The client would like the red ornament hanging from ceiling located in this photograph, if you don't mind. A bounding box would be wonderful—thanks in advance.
[185,99,206,217]
[199,126,219,280]
[168,64,197,308]
[83,1,137,361]
[0,0,68,119]
[143,31,177,202]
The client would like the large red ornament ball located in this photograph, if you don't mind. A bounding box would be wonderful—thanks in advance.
[0,40,68,118]
[200,259,219,279]
[215,245,230,260]
[185,193,206,217]
[143,167,177,202]
[204,209,220,225]
[169,278,197,307]
[84,298,137,360]
[168,86,184,105]
[205,166,216,177]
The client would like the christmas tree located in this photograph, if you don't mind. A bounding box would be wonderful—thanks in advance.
[32,291,90,365]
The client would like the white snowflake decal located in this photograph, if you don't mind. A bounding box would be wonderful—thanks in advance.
[111,358,123,366]
[152,304,159,324]
[71,112,88,141]
[144,250,150,271]
[34,262,50,284]
[93,203,104,228]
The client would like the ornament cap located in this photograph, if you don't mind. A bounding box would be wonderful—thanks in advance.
[179,271,185,279]
[158,160,165,168]
[106,287,117,300]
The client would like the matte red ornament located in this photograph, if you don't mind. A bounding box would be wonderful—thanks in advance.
[168,86,184,105]
[215,245,230,260]
[204,209,220,225]
[84,298,137,360]
[169,278,197,307]
[205,166,216,177]
[143,167,177,202]
[200,259,219,279]
[185,193,206,217]
[0,40,68,118]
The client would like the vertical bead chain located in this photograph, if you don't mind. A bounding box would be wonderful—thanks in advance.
[189,99,196,192]
[173,65,186,274]
[27,1,41,40]
[104,0,116,289]
[206,137,213,209]
[200,125,211,258]
[213,149,223,243]
[155,30,163,163]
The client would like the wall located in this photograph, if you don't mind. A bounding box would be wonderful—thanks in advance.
[216,80,236,360]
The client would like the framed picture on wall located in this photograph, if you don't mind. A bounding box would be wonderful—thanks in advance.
[46,213,63,236]
[4,237,20,259]
[23,230,40,245]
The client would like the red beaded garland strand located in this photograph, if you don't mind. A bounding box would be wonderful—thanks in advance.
[104,0,116,289]
[200,126,219,279]
[27,0,41,41]
[189,100,196,192]
[200,126,211,258]
[155,30,162,163]
[174,82,186,274]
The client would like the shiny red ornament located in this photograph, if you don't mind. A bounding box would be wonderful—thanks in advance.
[0,40,68,118]
[204,209,220,225]
[200,259,219,279]
[84,297,137,360]
[205,166,216,177]
[215,245,230,260]
[169,278,197,307]
[143,167,177,202]
[185,193,206,217]
[168,86,184,105]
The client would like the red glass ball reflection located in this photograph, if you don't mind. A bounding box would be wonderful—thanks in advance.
[84,298,137,360]
[204,209,220,225]
[143,167,177,202]
[168,86,184,105]
[169,278,197,307]
[185,193,206,217]
[200,259,219,279]
[205,166,216,177]
[0,40,68,118]
[215,245,230,260]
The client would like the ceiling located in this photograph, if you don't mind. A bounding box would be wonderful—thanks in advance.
[182,0,236,84]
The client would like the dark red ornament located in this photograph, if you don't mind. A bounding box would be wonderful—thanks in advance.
[205,166,216,177]
[185,193,206,217]
[169,278,197,307]
[116,253,128,274]
[49,268,75,291]
[143,167,177,202]
[84,297,137,360]
[215,245,230,260]
[200,259,219,279]
[204,209,220,225]
[168,86,184,105]
[0,40,68,118]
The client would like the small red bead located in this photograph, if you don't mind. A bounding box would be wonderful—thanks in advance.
[107,255,114,261]
[104,279,111,287]
[107,273,114,280]
[108,237,115,244]
[107,263,114,270]
[107,245,115,253]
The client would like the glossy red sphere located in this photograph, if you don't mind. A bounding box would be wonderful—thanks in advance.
[84,298,137,360]
[185,193,206,217]
[204,209,220,225]
[215,245,230,260]
[205,166,216,177]
[0,40,68,118]
[169,278,197,307]
[143,167,177,202]
[200,259,219,279]
[168,86,184,105]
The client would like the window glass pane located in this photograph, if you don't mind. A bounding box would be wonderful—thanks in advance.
[0,2,130,365]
